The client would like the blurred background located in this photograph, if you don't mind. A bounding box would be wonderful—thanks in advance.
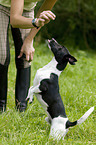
[35,0,96,50]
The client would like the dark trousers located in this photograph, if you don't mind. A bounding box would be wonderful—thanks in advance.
[0,5,34,112]
[0,26,31,112]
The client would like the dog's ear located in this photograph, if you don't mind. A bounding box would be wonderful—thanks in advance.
[66,120,77,129]
[68,55,77,65]
[64,55,77,65]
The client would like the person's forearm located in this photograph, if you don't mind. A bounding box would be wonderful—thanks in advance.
[26,0,57,41]
[10,15,34,29]
[36,0,57,17]
[10,0,35,28]
[26,27,41,42]
[10,0,57,29]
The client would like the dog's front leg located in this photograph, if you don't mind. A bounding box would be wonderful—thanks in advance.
[26,84,41,103]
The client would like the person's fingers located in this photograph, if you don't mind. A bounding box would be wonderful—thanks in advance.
[18,49,35,62]
[46,12,56,20]
[30,48,35,61]
[40,14,49,20]
[37,11,56,26]
[30,53,33,61]
[18,51,23,58]
[38,18,45,22]
[40,11,56,20]
[47,11,56,19]
[26,54,30,61]
[36,18,45,27]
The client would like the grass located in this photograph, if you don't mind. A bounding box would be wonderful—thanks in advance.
[0,41,96,145]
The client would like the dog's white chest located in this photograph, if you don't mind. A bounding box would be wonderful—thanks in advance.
[33,57,61,86]
[33,69,52,86]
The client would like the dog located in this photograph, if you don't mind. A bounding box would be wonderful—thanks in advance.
[26,38,94,140]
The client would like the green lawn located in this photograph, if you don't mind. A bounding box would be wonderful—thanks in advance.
[0,42,96,145]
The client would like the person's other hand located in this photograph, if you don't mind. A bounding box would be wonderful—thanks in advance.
[18,38,35,62]
[36,10,56,27]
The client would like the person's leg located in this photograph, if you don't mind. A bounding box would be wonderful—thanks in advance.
[0,5,10,112]
[15,67,31,112]
[11,27,31,112]
[0,64,8,112]
[11,10,34,112]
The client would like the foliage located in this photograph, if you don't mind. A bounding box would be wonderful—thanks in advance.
[0,42,96,144]
[35,0,96,50]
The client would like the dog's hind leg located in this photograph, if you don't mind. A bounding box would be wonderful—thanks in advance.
[26,84,42,103]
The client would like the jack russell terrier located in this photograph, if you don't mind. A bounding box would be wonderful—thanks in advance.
[26,38,94,140]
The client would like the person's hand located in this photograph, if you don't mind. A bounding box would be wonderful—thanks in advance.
[36,10,56,27]
[18,38,35,62]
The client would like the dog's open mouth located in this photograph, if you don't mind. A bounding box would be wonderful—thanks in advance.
[48,39,51,50]
[48,38,58,43]
[48,38,58,50]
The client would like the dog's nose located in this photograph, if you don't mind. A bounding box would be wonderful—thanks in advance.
[48,39,51,43]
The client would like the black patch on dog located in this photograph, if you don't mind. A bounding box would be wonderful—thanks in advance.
[48,39,77,71]
[66,120,77,129]
[39,73,67,119]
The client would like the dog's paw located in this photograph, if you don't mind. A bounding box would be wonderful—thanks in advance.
[26,86,34,103]
[29,97,34,104]
[26,95,34,103]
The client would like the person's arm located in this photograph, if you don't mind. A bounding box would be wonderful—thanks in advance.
[18,0,57,61]
[24,0,57,41]
[10,0,34,28]
[10,0,51,28]
[10,0,57,29]
[10,0,57,61]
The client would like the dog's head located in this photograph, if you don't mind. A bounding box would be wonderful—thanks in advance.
[48,38,77,70]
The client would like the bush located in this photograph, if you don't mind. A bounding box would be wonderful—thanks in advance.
[35,0,96,50]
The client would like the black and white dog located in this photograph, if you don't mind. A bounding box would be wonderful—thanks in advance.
[27,38,94,140]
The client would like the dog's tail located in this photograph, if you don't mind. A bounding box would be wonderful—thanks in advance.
[77,106,94,125]
[66,106,94,128]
